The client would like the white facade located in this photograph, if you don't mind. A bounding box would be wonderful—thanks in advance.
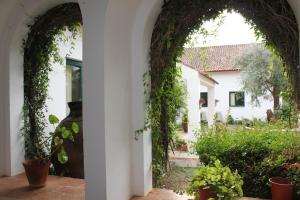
[181,65,200,141]
[181,64,217,140]
[200,71,274,122]
[0,0,299,199]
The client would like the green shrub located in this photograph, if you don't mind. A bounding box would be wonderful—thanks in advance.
[226,115,234,125]
[188,159,243,199]
[193,124,300,198]
[287,165,300,198]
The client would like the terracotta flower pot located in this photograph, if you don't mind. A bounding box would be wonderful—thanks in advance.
[198,188,215,200]
[269,177,294,200]
[23,159,50,188]
[180,144,188,152]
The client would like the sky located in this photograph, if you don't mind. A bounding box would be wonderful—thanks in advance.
[186,11,262,47]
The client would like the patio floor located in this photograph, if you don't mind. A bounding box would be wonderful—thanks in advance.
[131,189,263,200]
[0,174,85,200]
[0,174,263,200]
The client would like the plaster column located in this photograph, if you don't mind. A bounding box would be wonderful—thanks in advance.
[80,0,109,199]
[207,86,215,126]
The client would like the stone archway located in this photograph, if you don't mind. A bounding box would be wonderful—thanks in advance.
[148,0,300,192]
[151,0,299,109]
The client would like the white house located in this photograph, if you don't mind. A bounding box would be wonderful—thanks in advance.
[180,63,218,141]
[181,43,274,125]
[0,1,300,200]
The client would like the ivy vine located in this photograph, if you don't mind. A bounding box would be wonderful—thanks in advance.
[148,0,299,185]
[22,3,82,159]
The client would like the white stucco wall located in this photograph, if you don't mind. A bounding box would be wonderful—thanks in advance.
[181,65,200,141]
[200,71,274,122]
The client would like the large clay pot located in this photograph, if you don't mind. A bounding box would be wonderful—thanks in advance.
[51,101,84,179]
[23,159,50,188]
[198,187,215,200]
[269,177,294,200]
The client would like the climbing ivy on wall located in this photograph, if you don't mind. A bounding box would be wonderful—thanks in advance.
[147,0,299,185]
[22,3,82,159]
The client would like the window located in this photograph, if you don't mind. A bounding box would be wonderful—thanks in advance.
[229,92,245,107]
[200,92,208,107]
[66,58,82,103]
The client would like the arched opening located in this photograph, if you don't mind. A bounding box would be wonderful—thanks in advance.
[22,2,84,179]
[148,0,299,198]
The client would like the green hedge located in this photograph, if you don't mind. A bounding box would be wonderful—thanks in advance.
[193,124,300,198]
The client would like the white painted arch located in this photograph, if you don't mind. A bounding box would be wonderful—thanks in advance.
[0,0,300,199]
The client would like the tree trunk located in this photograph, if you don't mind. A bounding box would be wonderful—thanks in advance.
[272,89,280,111]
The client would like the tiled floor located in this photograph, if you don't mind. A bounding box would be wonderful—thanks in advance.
[132,189,192,200]
[131,189,263,200]
[0,175,263,200]
[0,174,85,200]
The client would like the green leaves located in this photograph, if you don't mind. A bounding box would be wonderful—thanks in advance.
[57,147,68,164]
[22,3,82,160]
[62,129,71,139]
[72,122,79,134]
[54,136,63,146]
[49,115,59,124]
[188,159,243,199]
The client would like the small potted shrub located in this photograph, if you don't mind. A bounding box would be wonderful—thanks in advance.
[174,137,188,152]
[182,109,188,133]
[22,115,79,187]
[269,177,293,200]
[269,147,300,200]
[187,159,243,200]
[269,163,300,200]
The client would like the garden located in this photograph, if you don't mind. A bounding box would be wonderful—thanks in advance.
[159,120,300,200]
[193,121,300,199]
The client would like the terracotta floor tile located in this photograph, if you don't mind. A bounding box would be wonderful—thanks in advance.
[0,174,85,200]
[0,175,265,200]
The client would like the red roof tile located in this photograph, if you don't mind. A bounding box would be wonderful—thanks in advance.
[181,43,262,72]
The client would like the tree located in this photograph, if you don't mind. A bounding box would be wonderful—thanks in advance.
[234,44,288,111]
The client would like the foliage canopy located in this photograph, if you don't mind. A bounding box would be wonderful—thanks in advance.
[235,44,288,110]
[22,3,82,159]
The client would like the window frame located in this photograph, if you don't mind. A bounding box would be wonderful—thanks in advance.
[229,91,245,107]
[66,58,82,100]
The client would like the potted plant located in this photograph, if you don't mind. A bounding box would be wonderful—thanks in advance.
[187,159,243,200]
[287,164,300,199]
[269,163,300,200]
[22,114,79,187]
[174,137,188,152]
[182,109,188,133]
[268,147,300,200]
[269,177,294,200]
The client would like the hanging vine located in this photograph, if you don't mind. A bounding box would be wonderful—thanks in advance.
[147,0,299,185]
[22,3,82,159]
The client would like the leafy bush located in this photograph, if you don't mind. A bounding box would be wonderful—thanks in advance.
[226,115,234,125]
[287,165,300,198]
[188,159,243,199]
[193,123,300,198]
